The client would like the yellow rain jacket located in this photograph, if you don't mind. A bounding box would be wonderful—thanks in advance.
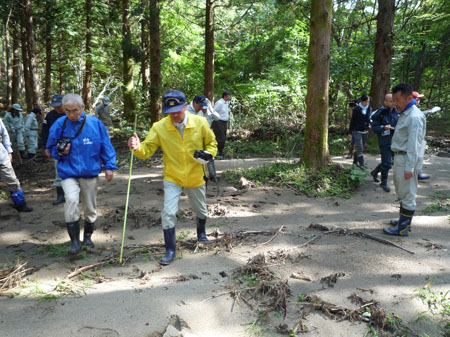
[134,114,218,188]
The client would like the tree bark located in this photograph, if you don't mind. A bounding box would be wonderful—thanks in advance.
[122,0,136,121]
[300,0,332,170]
[4,12,12,107]
[44,0,53,103]
[149,0,162,123]
[22,0,41,108]
[204,0,215,103]
[141,0,150,91]
[369,0,395,110]
[11,24,20,104]
[58,46,65,94]
[20,17,32,110]
[82,0,93,110]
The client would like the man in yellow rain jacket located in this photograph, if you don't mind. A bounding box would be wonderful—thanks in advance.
[128,90,217,265]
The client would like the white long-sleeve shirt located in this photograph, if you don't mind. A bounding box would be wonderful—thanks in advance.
[214,98,229,122]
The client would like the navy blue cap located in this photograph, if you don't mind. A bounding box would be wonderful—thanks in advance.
[193,95,208,107]
[50,94,63,107]
[32,107,42,114]
[162,90,187,113]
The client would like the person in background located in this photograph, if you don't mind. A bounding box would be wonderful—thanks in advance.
[24,107,41,160]
[187,94,220,181]
[212,90,231,158]
[348,94,372,168]
[41,94,66,205]
[384,83,426,237]
[4,103,26,159]
[47,94,117,255]
[0,118,33,212]
[412,91,430,181]
[128,90,217,265]
[370,94,398,192]
[95,96,113,134]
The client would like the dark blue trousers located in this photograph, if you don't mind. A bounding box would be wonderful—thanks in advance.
[378,144,393,174]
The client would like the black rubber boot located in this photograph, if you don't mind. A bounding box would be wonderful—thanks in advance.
[358,155,367,169]
[66,221,81,255]
[160,228,176,265]
[20,150,27,159]
[83,221,95,248]
[197,217,208,242]
[14,202,33,212]
[380,172,390,192]
[370,165,381,182]
[353,153,358,165]
[53,186,65,205]
[384,208,414,236]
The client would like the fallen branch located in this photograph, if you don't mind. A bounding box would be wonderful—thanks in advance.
[300,228,415,254]
[260,225,286,245]
[67,262,106,279]
[353,231,415,255]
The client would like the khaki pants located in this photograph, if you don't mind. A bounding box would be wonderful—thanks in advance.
[61,177,98,223]
[161,180,207,230]
[0,159,20,191]
[393,153,420,211]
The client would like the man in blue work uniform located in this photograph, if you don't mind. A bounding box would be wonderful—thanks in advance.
[384,83,426,237]
[370,94,398,192]
[47,94,117,255]
[41,94,66,205]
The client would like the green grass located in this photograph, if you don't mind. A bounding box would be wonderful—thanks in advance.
[223,162,368,198]
[31,243,71,257]
[422,192,450,215]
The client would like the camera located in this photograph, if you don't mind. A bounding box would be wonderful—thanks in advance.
[193,150,213,162]
[57,137,71,154]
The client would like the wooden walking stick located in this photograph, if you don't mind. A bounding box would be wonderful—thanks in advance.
[119,114,138,264]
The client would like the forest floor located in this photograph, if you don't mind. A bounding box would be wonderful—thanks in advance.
[0,138,449,337]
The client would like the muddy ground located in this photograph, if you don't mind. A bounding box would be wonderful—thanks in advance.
[0,147,449,337]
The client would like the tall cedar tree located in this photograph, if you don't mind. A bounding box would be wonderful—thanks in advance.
[204,0,215,103]
[370,0,395,109]
[149,0,161,123]
[300,0,332,169]
[122,0,136,120]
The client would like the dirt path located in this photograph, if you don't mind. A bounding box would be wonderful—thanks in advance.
[0,153,449,337]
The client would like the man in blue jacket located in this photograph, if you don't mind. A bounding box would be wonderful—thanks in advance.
[47,94,117,254]
[370,94,398,192]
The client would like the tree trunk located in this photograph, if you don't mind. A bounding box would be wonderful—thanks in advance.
[44,0,53,103]
[149,0,162,123]
[122,0,136,121]
[300,0,332,170]
[4,13,12,107]
[11,24,20,104]
[20,17,32,110]
[204,0,215,103]
[141,0,149,91]
[370,0,395,110]
[22,0,41,108]
[58,46,65,94]
[412,42,426,91]
[82,0,93,110]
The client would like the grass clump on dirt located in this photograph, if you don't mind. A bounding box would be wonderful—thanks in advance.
[224,162,367,198]
[422,192,450,215]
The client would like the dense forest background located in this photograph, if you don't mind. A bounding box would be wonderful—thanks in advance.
[0,0,449,134]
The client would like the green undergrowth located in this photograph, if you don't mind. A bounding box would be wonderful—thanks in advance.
[223,162,368,198]
[422,192,450,215]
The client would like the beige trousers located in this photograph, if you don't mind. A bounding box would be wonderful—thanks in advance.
[393,153,420,211]
[0,158,20,191]
[61,177,98,223]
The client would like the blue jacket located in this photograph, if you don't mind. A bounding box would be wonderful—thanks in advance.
[46,112,117,180]
[371,106,399,146]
